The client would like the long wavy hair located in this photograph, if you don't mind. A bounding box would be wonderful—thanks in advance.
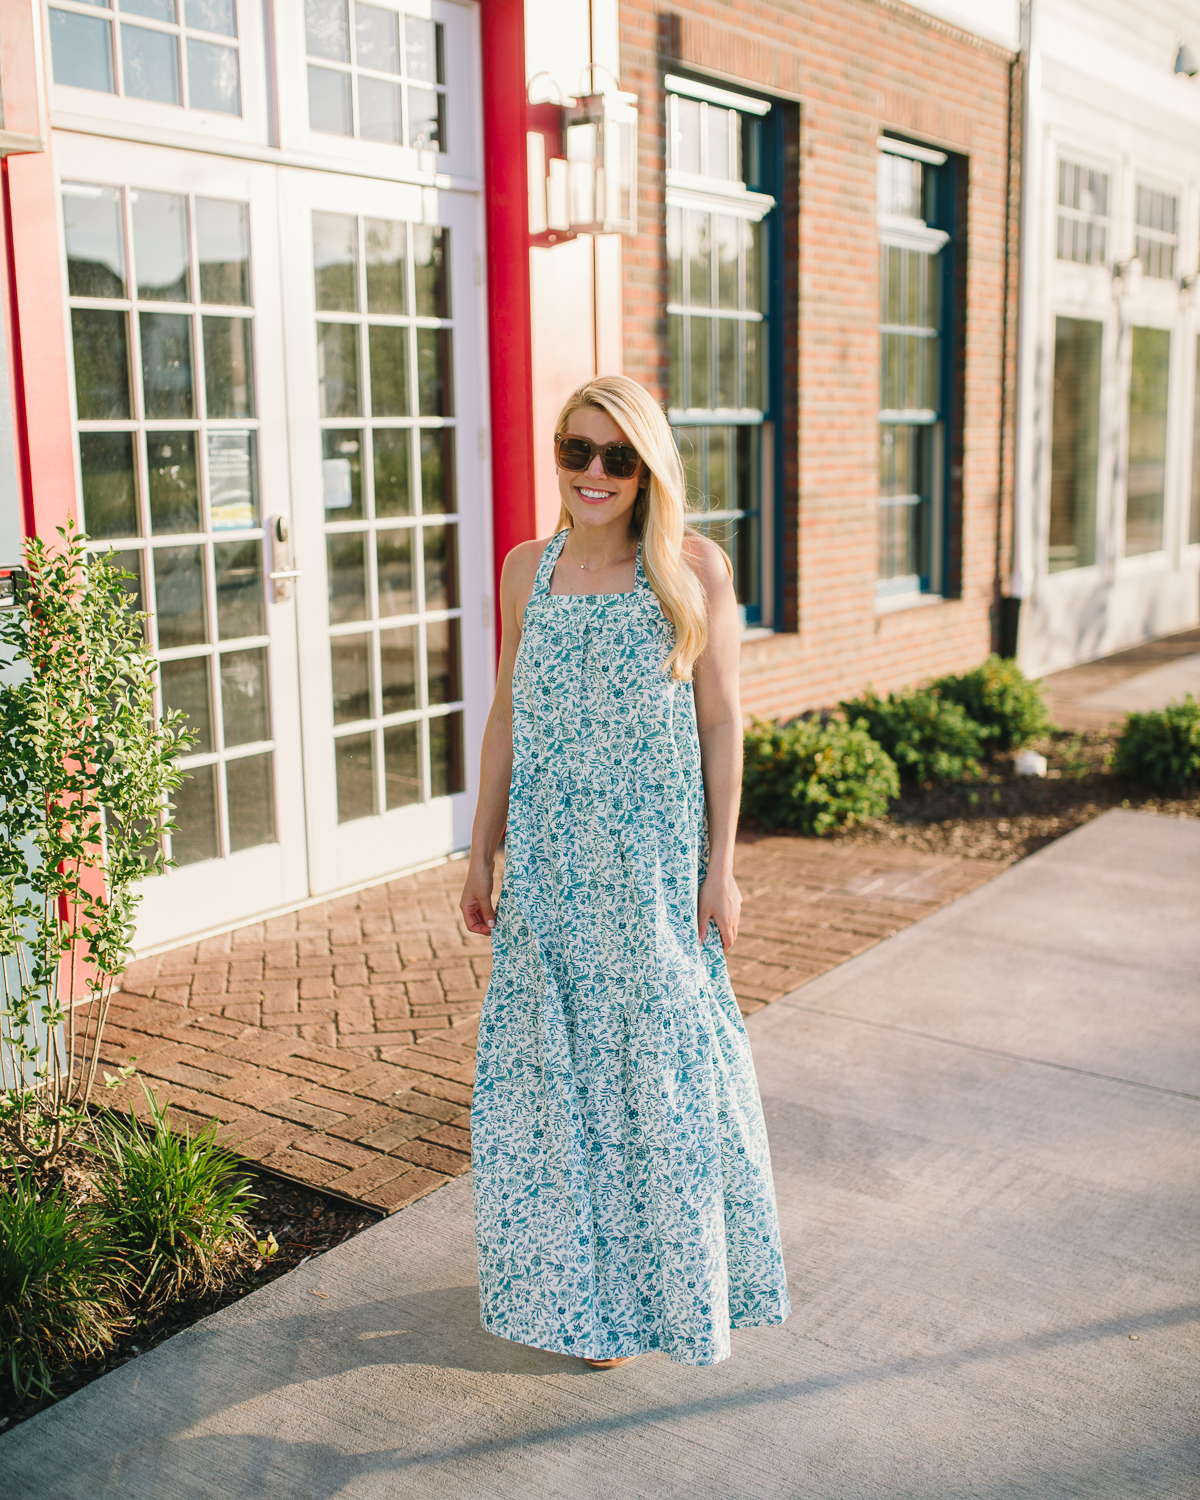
[554,376,712,680]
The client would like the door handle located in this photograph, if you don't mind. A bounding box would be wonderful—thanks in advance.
[269,514,300,601]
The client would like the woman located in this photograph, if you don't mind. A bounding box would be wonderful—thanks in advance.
[460,375,789,1368]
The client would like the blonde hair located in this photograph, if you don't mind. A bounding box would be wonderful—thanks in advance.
[554,376,710,679]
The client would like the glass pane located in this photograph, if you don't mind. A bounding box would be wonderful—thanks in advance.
[322,429,363,518]
[214,539,264,639]
[50,9,115,94]
[685,211,711,307]
[147,430,200,534]
[422,522,457,610]
[317,322,360,417]
[707,105,730,180]
[405,15,437,80]
[668,314,683,409]
[80,432,138,540]
[374,428,412,516]
[1126,326,1170,557]
[327,531,367,622]
[674,96,701,174]
[72,309,130,420]
[123,0,175,19]
[377,527,415,616]
[308,65,352,136]
[306,0,349,61]
[197,198,250,305]
[689,316,710,409]
[360,76,402,144]
[407,87,444,151]
[335,731,376,822]
[108,548,145,619]
[187,0,237,36]
[208,431,259,530]
[357,2,400,71]
[744,219,764,313]
[715,216,739,310]
[369,325,410,416]
[313,212,358,311]
[203,315,254,418]
[172,761,220,865]
[419,428,454,513]
[154,543,207,648]
[707,427,729,510]
[220,646,270,746]
[188,40,240,115]
[140,312,194,419]
[63,184,126,299]
[716,319,736,408]
[416,328,452,416]
[366,218,408,314]
[160,655,212,755]
[1192,339,1200,547]
[413,225,450,317]
[226,753,275,853]
[330,633,371,723]
[429,711,464,797]
[380,624,417,712]
[426,616,460,705]
[667,206,682,305]
[744,320,763,411]
[384,722,420,808]
[121,24,180,105]
[132,191,189,302]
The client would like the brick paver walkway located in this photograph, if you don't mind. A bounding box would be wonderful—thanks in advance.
[1040,624,1200,732]
[103,840,999,1212]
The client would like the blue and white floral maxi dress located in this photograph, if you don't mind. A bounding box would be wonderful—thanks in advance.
[471,530,790,1366]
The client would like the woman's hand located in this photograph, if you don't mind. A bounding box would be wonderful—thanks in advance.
[698,870,741,951]
[460,858,498,936]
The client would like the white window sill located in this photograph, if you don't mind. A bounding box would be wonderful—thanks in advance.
[874,590,944,616]
[740,626,775,643]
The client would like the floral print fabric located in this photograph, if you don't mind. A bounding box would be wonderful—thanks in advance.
[472,530,789,1365]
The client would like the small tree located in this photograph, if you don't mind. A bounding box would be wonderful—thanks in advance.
[0,523,187,1168]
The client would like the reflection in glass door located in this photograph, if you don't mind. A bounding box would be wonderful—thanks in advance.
[311,208,465,822]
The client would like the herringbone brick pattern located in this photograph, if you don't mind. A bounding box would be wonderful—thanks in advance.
[103,840,1000,1210]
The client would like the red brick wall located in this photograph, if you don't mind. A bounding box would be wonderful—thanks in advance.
[619,0,1020,718]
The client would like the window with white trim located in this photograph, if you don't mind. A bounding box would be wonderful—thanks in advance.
[877,138,951,597]
[49,0,242,114]
[1056,160,1109,267]
[665,77,774,626]
[304,0,446,150]
[1135,186,1178,280]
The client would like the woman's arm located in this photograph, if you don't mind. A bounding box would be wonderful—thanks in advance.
[687,536,744,951]
[459,542,542,935]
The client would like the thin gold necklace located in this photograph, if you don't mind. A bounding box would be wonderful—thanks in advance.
[567,536,636,571]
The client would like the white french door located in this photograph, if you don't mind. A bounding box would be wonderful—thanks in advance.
[279,172,489,896]
[56,137,310,949]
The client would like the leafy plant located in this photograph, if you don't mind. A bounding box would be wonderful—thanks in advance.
[1114,696,1200,788]
[839,687,984,784]
[0,1168,126,1403]
[0,523,189,1168]
[94,1086,256,1310]
[742,714,900,834]
[933,655,1053,753]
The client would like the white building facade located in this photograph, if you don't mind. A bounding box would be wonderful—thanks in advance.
[1014,0,1200,674]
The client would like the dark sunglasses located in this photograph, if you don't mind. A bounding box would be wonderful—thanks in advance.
[554,432,642,480]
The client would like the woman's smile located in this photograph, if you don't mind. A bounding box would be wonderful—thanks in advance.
[575,483,615,504]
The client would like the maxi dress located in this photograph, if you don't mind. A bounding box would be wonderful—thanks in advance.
[471,530,790,1366]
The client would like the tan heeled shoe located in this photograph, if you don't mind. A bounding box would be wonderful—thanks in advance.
[584,1355,639,1369]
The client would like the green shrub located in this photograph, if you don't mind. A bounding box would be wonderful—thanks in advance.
[933,655,1053,752]
[839,687,983,784]
[0,1171,126,1403]
[742,714,900,834]
[95,1088,256,1311]
[1114,696,1200,788]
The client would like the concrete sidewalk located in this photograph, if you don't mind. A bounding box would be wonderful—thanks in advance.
[5,810,1198,1498]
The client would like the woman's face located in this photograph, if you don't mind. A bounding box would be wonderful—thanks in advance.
[556,406,649,534]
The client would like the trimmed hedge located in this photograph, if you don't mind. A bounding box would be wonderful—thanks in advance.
[933,655,1053,753]
[742,714,899,835]
[1114,696,1200,788]
[838,687,983,785]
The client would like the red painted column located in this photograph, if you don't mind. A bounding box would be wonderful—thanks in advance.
[480,0,536,627]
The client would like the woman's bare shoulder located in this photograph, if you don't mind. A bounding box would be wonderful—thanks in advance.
[502,536,555,584]
[682,530,734,592]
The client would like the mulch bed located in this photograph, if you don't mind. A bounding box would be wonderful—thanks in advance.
[0,1139,380,1433]
[824,729,1199,863]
